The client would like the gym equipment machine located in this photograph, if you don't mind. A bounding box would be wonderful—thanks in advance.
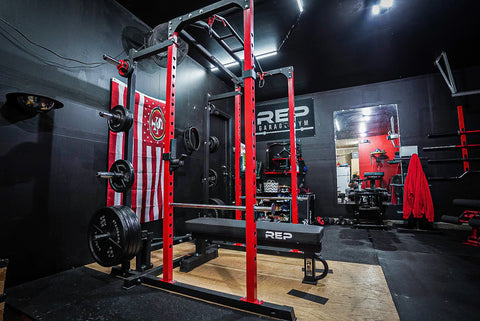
[94,1,318,319]
[352,172,389,228]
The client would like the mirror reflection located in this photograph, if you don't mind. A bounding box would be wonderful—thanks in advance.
[334,104,401,205]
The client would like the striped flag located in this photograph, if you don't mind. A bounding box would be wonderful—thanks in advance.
[107,78,166,223]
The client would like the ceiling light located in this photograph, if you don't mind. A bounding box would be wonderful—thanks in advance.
[362,115,371,122]
[256,51,277,59]
[372,5,380,15]
[362,107,373,116]
[380,0,394,8]
[358,122,367,133]
[211,61,239,72]
[211,51,277,71]
[296,0,303,13]
[335,119,340,131]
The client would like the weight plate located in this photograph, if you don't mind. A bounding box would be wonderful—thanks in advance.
[209,136,220,153]
[88,206,141,267]
[119,205,142,260]
[183,127,200,154]
[207,198,225,218]
[208,169,218,188]
[109,159,135,193]
[109,105,133,133]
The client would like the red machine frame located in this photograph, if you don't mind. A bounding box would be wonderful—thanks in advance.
[104,0,296,319]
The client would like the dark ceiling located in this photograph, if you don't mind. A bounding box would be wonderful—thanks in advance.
[115,0,480,101]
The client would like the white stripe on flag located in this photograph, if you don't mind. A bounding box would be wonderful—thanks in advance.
[145,146,153,223]
[153,146,161,220]
[160,146,164,219]
[135,94,144,218]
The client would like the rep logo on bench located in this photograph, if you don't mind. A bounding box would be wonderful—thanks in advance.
[265,231,293,240]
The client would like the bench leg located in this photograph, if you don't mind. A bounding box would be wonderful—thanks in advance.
[180,239,218,272]
[302,250,328,285]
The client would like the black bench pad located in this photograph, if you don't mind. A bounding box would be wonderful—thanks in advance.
[185,218,324,251]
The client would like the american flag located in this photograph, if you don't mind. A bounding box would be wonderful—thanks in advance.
[107,78,165,223]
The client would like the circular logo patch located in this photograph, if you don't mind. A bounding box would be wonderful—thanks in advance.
[149,107,165,141]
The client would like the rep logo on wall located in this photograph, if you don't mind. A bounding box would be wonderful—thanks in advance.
[255,98,315,142]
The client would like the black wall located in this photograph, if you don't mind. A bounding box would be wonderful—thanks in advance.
[256,69,480,220]
[0,0,232,286]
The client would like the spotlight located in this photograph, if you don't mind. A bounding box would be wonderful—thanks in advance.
[380,0,394,8]
[372,5,380,15]
[296,0,303,13]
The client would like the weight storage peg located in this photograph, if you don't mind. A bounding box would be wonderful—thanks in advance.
[103,54,133,77]
[99,105,133,133]
[97,159,135,193]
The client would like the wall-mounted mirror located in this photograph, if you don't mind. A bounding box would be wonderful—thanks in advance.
[334,104,401,205]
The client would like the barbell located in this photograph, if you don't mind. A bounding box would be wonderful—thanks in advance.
[99,105,133,133]
[97,159,135,193]
[170,202,275,214]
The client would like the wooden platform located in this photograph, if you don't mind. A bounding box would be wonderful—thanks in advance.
[88,243,399,320]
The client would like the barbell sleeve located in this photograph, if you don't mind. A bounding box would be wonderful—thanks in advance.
[103,54,121,66]
[97,171,124,179]
[93,233,111,241]
[99,111,121,121]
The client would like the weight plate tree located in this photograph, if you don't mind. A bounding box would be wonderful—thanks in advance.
[88,206,142,267]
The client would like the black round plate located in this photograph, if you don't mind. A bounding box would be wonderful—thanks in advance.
[109,159,135,193]
[108,105,133,132]
[88,206,141,267]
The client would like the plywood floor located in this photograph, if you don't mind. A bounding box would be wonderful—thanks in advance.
[88,243,399,321]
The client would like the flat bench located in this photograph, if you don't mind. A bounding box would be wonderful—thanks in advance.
[182,218,327,284]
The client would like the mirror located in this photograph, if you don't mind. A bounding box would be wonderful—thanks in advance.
[334,104,401,205]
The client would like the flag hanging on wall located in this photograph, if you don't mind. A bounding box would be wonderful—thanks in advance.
[107,78,166,223]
